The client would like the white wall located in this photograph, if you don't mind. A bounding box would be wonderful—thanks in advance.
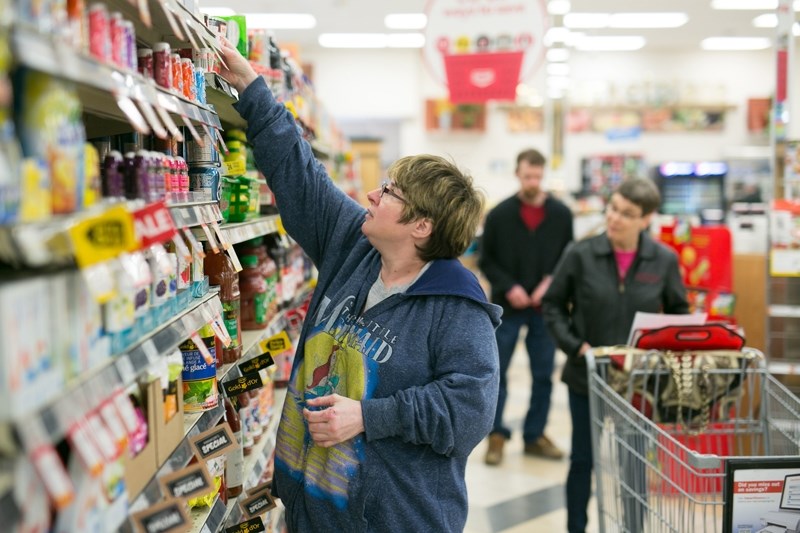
[304,47,777,205]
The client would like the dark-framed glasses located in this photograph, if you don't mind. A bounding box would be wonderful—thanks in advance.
[380,181,407,204]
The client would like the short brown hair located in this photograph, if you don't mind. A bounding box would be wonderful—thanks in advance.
[616,177,661,215]
[516,149,546,170]
[388,155,484,261]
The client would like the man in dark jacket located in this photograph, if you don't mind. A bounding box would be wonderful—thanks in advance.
[479,149,573,465]
[542,177,689,533]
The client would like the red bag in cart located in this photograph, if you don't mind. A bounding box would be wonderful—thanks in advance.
[609,324,749,432]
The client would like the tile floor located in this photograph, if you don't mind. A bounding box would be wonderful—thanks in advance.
[464,344,600,533]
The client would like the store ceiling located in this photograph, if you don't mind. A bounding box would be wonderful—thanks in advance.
[201,0,789,53]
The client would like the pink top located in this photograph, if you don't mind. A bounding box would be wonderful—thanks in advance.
[615,249,636,281]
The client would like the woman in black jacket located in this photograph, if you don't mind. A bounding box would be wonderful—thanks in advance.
[542,177,689,533]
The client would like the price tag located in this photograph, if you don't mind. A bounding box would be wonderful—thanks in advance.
[203,205,229,249]
[113,390,141,436]
[215,128,229,155]
[133,201,178,248]
[171,234,192,263]
[240,491,276,519]
[67,421,104,477]
[200,123,221,154]
[99,399,129,451]
[131,498,190,533]
[225,517,265,533]
[238,353,274,375]
[189,331,215,365]
[180,115,203,144]
[136,98,169,139]
[181,227,205,260]
[258,331,293,356]
[86,412,120,462]
[116,94,152,135]
[209,313,232,348]
[221,159,246,177]
[136,0,151,27]
[176,14,199,51]
[227,245,243,273]
[188,423,237,462]
[68,205,137,268]
[157,0,184,40]
[150,88,184,141]
[221,372,264,397]
[30,445,75,510]
[158,463,214,500]
[198,217,219,253]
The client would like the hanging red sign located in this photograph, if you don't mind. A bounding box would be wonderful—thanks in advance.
[133,200,178,248]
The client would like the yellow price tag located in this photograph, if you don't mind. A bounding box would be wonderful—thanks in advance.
[276,216,287,236]
[259,331,292,355]
[222,159,247,176]
[69,206,137,268]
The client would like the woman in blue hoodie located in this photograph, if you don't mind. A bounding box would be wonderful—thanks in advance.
[219,40,501,532]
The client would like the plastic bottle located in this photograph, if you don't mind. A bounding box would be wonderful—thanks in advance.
[237,392,254,456]
[224,397,244,498]
[102,150,124,198]
[204,249,242,363]
[239,254,268,330]
[152,42,172,89]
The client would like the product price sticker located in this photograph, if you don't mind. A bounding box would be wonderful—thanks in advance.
[203,204,229,250]
[180,115,203,144]
[158,463,214,501]
[181,226,205,260]
[30,444,75,510]
[171,233,192,263]
[209,312,233,347]
[258,331,292,356]
[240,490,276,519]
[152,90,184,141]
[68,205,137,268]
[238,352,275,375]
[198,220,219,253]
[189,423,237,461]
[189,331,215,365]
[132,498,190,533]
[221,371,264,397]
[227,245,243,272]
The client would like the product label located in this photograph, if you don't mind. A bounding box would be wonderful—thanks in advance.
[240,491,276,519]
[223,300,241,348]
[180,340,217,380]
[258,330,292,356]
[69,205,137,268]
[189,423,237,461]
[238,352,275,375]
[132,499,190,533]
[158,463,214,500]
[221,372,264,397]
[225,517,265,533]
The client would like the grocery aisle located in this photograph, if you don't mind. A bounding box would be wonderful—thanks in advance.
[464,342,599,533]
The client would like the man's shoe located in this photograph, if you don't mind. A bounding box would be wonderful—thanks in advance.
[484,433,505,466]
[524,435,564,460]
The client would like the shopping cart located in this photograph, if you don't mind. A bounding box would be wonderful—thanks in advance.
[586,345,800,532]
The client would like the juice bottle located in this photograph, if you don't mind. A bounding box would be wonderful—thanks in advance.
[239,254,267,330]
[204,249,242,363]
[224,397,244,498]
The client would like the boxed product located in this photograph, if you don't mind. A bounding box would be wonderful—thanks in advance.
[122,379,159,497]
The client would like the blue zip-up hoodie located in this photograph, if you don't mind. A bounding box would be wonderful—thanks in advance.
[235,78,501,532]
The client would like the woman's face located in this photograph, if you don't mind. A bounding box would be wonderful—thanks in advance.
[605,193,652,247]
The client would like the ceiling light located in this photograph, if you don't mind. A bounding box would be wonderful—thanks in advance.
[547,87,566,100]
[244,13,316,29]
[318,33,424,48]
[574,36,646,51]
[387,33,425,48]
[546,48,570,62]
[199,7,235,16]
[564,13,609,29]
[610,13,688,28]
[547,0,571,15]
[547,75,571,89]
[754,14,800,33]
[700,36,771,50]
[547,63,571,76]
[711,0,775,9]
[544,27,571,46]
[384,13,427,30]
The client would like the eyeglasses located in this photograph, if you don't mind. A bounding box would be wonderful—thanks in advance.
[605,202,642,221]
[380,181,407,204]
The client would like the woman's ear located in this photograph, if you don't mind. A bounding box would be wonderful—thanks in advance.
[412,217,433,239]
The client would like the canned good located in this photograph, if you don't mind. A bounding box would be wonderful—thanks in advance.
[88,3,110,62]
[189,165,221,201]
[187,131,219,165]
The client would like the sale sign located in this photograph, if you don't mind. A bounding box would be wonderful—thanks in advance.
[423,0,547,102]
[133,200,178,248]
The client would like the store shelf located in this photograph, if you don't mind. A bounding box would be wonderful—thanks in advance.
[206,73,246,130]
[767,361,800,375]
[169,201,223,229]
[12,290,222,453]
[189,493,227,533]
[768,305,800,318]
[11,26,220,133]
[193,215,281,246]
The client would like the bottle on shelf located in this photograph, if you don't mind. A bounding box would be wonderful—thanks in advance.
[224,396,244,498]
[237,392,254,456]
[203,249,242,364]
[239,254,268,330]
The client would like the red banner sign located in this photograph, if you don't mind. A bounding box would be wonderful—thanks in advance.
[133,201,178,248]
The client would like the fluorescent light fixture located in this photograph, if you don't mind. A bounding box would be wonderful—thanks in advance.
[200,7,235,16]
[387,33,425,48]
[565,12,687,29]
[547,75,571,89]
[546,48,570,62]
[754,14,800,33]
[610,13,688,28]
[244,13,316,29]
[547,63,570,76]
[318,33,424,48]
[384,13,427,29]
[547,0,571,15]
[700,36,771,50]
[564,13,609,29]
[574,36,646,51]
[711,0,775,8]
[544,27,571,46]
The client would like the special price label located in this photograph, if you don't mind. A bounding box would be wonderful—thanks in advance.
[69,205,137,268]
[189,423,237,461]
[131,499,190,533]
[221,372,264,397]
[158,463,214,500]
[225,517,265,533]
[258,331,292,356]
[132,200,178,248]
[237,352,275,375]
[240,491,276,519]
